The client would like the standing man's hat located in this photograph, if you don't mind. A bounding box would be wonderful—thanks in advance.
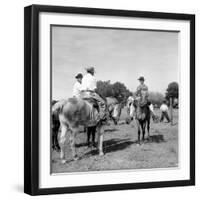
[86,66,95,73]
[75,73,83,79]
[138,76,145,81]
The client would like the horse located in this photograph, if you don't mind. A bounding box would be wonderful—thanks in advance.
[125,96,135,124]
[52,97,108,163]
[106,97,122,125]
[126,96,151,144]
[133,97,151,144]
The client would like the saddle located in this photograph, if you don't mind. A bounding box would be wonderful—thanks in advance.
[82,97,99,111]
[136,99,150,120]
[138,94,149,108]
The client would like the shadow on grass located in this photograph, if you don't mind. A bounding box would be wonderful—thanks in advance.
[75,128,119,148]
[80,134,166,157]
[171,122,178,126]
[104,128,119,132]
[75,142,88,148]
[147,134,165,143]
[105,138,135,153]
[51,134,167,164]
[84,138,135,156]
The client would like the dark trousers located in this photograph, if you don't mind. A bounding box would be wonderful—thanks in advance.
[160,111,170,122]
[81,91,107,120]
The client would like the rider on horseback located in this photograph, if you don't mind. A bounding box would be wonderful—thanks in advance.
[81,67,108,122]
[136,76,156,120]
[136,76,149,106]
[72,73,83,97]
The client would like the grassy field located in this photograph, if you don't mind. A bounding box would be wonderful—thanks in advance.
[51,108,178,173]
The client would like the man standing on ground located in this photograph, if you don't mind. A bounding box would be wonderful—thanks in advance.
[160,100,171,123]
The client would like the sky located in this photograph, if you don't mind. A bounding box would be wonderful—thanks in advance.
[52,26,178,100]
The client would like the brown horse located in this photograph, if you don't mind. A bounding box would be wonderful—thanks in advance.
[52,97,108,163]
[133,97,151,144]
[126,96,151,144]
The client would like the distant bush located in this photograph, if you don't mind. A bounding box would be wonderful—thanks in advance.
[166,82,179,100]
[148,92,165,107]
[96,80,132,103]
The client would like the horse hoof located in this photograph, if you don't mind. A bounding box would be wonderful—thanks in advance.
[99,152,104,156]
[60,159,66,164]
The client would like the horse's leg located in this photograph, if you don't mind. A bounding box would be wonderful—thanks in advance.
[52,130,56,150]
[52,125,59,150]
[92,126,96,148]
[142,122,146,142]
[55,127,60,151]
[136,120,141,145]
[69,128,78,160]
[138,128,141,145]
[113,118,117,125]
[97,126,104,156]
[58,124,68,164]
[147,119,150,139]
[87,127,91,147]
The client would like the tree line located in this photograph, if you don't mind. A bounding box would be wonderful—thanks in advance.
[96,80,133,104]
[96,80,179,107]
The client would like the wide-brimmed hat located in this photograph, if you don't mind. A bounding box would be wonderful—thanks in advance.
[75,73,83,79]
[86,66,95,73]
[138,76,145,81]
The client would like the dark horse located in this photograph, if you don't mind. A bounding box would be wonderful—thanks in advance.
[133,97,151,144]
[134,99,151,144]
[52,100,61,151]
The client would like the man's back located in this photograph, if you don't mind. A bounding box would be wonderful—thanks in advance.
[81,73,97,91]
[72,81,82,97]
[160,104,168,112]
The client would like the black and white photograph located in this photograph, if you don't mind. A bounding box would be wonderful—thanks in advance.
[0,0,199,198]
[51,25,179,173]
[24,5,195,195]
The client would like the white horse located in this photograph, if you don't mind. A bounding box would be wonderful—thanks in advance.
[126,96,135,124]
[52,97,122,163]
[52,98,105,163]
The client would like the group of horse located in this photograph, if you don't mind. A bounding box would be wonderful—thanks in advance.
[52,96,151,164]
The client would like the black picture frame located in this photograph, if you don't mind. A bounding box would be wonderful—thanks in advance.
[24,4,195,196]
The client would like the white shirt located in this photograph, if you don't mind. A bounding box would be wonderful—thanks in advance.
[127,96,134,102]
[160,104,168,112]
[72,81,82,97]
[81,73,97,91]
[149,104,154,112]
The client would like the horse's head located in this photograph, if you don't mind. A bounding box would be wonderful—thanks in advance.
[112,103,122,124]
[125,96,136,124]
